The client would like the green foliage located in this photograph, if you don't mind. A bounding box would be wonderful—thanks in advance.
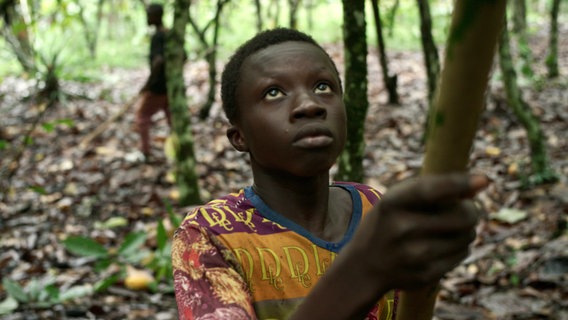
[41,118,75,133]
[520,168,559,188]
[144,200,183,285]
[0,277,93,315]
[63,236,110,258]
[0,296,18,315]
[1,0,455,79]
[145,220,173,284]
[28,185,47,195]
[59,200,183,296]
[0,0,147,78]
[62,231,149,291]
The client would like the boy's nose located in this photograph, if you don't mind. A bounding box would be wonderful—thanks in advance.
[290,93,327,121]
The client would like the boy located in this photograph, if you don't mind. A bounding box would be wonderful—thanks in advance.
[135,3,171,158]
[172,28,488,319]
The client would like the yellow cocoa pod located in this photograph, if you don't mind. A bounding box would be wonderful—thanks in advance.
[124,265,155,291]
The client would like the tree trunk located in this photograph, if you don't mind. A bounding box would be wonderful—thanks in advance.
[188,0,228,120]
[254,0,263,32]
[371,0,399,105]
[499,14,558,185]
[546,0,561,78]
[509,0,534,78]
[397,1,506,319]
[78,0,105,58]
[386,0,400,37]
[197,0,228,119]
[416,0,440,103]
[335,0,368,183]
[288,0,301,29]
[0,1,36,74]
[266,0,280,29]
[167,0,201,205]
[512,0,527,33]
[305,0,314,31]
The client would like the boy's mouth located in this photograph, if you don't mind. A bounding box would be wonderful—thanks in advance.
[292,126,333,148]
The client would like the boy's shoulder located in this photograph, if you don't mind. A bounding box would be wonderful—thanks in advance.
[333,181,382,203]
[178,188,260,234]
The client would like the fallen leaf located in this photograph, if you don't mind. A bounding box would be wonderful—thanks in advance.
[490,208,528,224]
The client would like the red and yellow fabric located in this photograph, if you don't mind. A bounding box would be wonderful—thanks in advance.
[172,182,398,320]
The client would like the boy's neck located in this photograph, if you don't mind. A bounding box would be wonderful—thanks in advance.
[251,168,351,242]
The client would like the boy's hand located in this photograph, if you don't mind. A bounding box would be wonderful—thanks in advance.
[351,174,489,292]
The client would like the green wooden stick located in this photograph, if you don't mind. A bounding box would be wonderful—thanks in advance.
[397,1,506,319]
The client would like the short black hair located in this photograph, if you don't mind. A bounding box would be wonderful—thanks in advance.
[147,3,163,16]
[221,27,341,123]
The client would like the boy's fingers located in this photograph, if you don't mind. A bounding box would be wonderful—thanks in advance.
[383,174,490,209]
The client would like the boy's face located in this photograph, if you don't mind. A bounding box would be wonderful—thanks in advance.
[229,41,346,177]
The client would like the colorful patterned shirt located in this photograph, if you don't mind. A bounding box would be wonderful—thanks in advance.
[172,182,398,319]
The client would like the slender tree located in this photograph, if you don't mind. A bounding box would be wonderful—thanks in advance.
[288,0,301,29]
[385,0,400,37]
[305,0,314,31]
[416,0,440,103]
[335,0,368,183]
[266,0,281,28]
[499,14,558,184]
[397,1,506,319]
[546,0,561,78]
[167,0,201,205]
[188,0,230,119]
[510,0,534,78]
[0,0,36,73]
[370,0,399,105]
[512,0,527,33]
[254,0,263,32]
[77,0,105,58]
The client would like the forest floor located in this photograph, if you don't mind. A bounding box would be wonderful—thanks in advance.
[1,30,567,319]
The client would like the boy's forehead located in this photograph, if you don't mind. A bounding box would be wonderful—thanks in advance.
[243,41,334,70]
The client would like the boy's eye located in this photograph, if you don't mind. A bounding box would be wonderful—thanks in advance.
[315,83,332,94]
[264,88,284,100]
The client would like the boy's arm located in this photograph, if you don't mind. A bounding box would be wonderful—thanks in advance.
[291,174,488,320]
[172,224,256,320]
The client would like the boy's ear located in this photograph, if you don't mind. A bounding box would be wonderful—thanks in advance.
[227,126,248,152]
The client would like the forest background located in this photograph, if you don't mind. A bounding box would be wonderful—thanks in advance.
[0,0,567,319]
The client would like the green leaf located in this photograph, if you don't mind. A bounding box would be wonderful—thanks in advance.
[26,278,42,301]
[95,217,128,229]
[0,296,19,315]
[0,139,7,150]
[57,118,75,127]
[2,279,28,303]
[59,285,93,301]
[24,136,33,145]
[40,284,60,303]
[118,232,147,258]
[28,185,47,195]
[94,271,123,293]
[62,236,108,258]
[94,258,113,272]
[103,216,128,228]
[41,122,55,133]
[157,220,168,252]
[123,249,151,264]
